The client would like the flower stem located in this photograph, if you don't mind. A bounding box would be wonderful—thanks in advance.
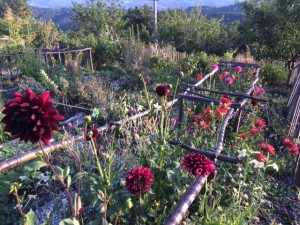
[14,189,24,219]
[138,192,142,225]
[39,141,75,218]
[90,139,104,179]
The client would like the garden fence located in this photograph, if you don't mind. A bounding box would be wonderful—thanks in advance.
[287,66,300,186]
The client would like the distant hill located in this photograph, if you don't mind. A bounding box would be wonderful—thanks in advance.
[187,4,244,24]
[29,0,244,9]
[31,7,74,31]
[31,4,244,31]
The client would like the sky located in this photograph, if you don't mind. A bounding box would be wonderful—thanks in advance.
[28,0,242,8]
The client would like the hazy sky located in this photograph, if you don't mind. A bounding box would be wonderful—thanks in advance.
[29,0,242,8]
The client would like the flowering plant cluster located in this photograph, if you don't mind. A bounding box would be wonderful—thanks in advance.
[189,108,213,133]
[282,138,299,156]
[216,96,232,118]
[218,65,243,86]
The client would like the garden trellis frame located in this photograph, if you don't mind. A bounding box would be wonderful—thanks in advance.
[164,62,261,225]
[287,66,300,186]
[0,47,94,74]
[0,66,219,172]
[0,62,262,224]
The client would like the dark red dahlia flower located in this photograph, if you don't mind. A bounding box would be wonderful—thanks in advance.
[251,99,259,107]
[181,152,215,176]
[155,85,171,97]
[125,166,154,195]
[86,128,100,141]
[1,88,64,145]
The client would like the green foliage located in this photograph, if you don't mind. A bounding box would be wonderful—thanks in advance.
[0,115,10,143]
[158,7,231,54]
[19,54,42,78]
[123,5,154,43]
[149,55,173,71]
[239,0,300,83]
[260,63,287,85]
[70,0,126,67]
[197,51,220,70]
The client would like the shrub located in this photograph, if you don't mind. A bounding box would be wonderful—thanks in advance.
[260,63,287,85]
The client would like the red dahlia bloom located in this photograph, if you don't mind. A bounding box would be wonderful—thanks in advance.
[196,73,203,80]
[257,152,266,162]
[86,128,100,141]
[251,99,259,107]
[254,119,265,131]
[125,166,154,195]
[260,142,275,156]
[156,85,171,97]
[239,133,248,139]
[249,128,259,136]
[282,138,294,148]
[199,121,208,129]
[181,153,215,176]
[203,108,213,115]
[1,88,64,145]
[216,108,228,118]
[219,96,231,106]
[289,145,299,156]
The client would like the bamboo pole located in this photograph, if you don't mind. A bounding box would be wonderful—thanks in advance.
[169,141,242,164]
[0,69,218,173]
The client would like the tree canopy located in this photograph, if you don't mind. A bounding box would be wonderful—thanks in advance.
[239,0,300,84]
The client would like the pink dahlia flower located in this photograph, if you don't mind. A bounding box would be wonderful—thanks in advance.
[235,66,243,73]
[225,77,234,85]
[212,64,219,71]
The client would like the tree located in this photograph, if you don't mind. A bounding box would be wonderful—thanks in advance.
[70,0,126,66]
[158,7,231,54]
[0,0,31,18]
[239,0,300,84]
[123,5,154,43]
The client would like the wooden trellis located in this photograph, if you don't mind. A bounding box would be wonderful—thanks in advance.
[0,62,263,224]
[287,66,300,186]
[164,62,261,225]
[0,47,94,74]
[0,66,221,172]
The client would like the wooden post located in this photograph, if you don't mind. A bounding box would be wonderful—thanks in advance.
[89,48,94,74]
[232,109,242,133]
[154,0,158,50]
[177,98,184,129]
[296,155,300,186]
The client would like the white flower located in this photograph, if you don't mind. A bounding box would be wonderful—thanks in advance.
[267,163,279,171]
[250,159,265,168]
[238,149,247,158]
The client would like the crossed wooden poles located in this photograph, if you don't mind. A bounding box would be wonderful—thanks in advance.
[0,62,263,225]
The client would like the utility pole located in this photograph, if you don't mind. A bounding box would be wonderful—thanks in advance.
[154,0,158,50]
